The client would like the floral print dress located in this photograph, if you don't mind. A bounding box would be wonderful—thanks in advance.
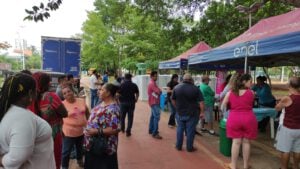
[84,103,120,155]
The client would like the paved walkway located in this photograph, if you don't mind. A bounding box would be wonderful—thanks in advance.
[70,100,281,169]
[117,101,226,169]
[68,77,282,169]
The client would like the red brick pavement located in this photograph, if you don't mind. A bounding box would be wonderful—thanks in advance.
[117,101,226,169]
[73,76,281,169]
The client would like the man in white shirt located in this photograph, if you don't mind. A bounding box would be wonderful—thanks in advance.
[90,70,99,109]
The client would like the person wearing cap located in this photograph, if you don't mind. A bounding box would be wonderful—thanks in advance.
[199,75,216,135]
[172,73,204,152]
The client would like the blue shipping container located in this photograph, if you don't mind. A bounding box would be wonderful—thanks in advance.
[42,36,81,78]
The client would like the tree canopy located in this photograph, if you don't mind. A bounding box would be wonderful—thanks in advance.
[80,0,293,72]
[22,0,295,72]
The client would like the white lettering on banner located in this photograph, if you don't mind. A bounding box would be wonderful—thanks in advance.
[234,41,258,58]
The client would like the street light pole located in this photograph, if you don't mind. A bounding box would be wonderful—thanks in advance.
[21,39,25,70]
[236,2,263,73]
[17,25,26,70]
[248,12,252,31]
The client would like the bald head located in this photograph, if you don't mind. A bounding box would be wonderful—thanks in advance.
[183,73,193,82]
[289,76,300,90]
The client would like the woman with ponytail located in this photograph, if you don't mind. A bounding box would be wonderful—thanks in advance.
[221,74,257,169]
[0,73,55,169]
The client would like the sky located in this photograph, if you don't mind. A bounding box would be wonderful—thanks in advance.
[0,0,95,50]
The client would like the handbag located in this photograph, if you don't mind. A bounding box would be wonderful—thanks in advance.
[90,130,108,156]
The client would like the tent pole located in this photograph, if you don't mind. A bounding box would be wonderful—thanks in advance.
[244,55,248,73]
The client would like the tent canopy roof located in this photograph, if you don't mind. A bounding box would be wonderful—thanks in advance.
[189,8,300,69]
[159,41,211,69]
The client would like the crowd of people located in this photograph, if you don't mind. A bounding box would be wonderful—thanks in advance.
[148,72,299,169]
[0,69,299,169]
[0,70,122,169]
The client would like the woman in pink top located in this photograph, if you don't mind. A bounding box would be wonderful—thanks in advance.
[61,85,89,169]
[221,74,257,169]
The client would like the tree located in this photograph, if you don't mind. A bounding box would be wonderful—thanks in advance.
[81,0,295,72]
[81,11,117,71]
[0,42,11,49]
[24,0,62,22]
[0,55,20,70]
[189,0,293,47]
[81,0,193,71]
[23,0,300,22]
[25,46,41,69]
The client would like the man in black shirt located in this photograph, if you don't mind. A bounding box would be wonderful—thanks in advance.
[119,73,139,137]
[166,74,179,127]
[172,73,204,152]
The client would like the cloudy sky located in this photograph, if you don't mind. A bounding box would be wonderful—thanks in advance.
[0,0,94,49]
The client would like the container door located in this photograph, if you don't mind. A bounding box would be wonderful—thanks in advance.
[42,39,61,72]
[63,40,81,78]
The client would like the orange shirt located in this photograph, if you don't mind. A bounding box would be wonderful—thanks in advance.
[62,98,87,137]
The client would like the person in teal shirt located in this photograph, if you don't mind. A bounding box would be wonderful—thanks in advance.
[252,76,276,132]
[252,76,276,107]
[199,75,215,134]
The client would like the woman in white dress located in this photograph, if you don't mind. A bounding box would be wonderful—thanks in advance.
[0,73,55,169]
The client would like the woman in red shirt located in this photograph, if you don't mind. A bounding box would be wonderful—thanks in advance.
[29,72,68,169]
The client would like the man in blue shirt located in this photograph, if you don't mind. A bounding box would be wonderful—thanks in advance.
[102,71,109,84]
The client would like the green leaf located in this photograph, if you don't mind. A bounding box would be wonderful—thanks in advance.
[23,15,33,21]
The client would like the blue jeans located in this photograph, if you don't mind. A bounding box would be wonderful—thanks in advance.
[61,135,84,168]
[176,114,199,151]
[168,101,176,126]
[148,104,161,136]
[90,89,98,109]
[120,103,136,133]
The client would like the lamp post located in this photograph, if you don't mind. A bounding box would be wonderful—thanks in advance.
[16,25,26,70]
[236,2,263,73]
[21,39,26,70]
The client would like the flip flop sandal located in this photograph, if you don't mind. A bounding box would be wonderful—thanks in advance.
[223,163,239,169]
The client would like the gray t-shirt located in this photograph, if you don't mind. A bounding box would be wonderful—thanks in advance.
[172,82,204,116]
[0,105,55,169]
